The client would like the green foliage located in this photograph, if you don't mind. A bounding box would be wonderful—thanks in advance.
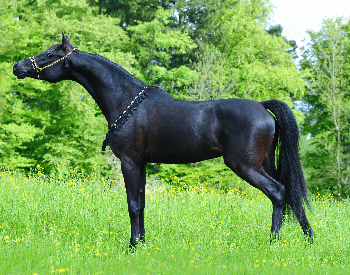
[267,24,298,59]
[128,8,197,93]
[187,45,239,100]
[91,0,162,27]
[300,18,350,196]
[211,1,304,102]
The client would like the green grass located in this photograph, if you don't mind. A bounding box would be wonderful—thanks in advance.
[0,165,349,274]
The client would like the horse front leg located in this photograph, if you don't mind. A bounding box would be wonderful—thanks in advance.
[121,157,142,247]
[139,163,146,242]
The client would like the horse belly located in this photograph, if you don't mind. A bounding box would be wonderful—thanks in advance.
[146,129,222,164]
[147,148,222,164]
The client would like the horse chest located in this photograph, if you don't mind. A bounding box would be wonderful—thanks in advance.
[109,127,146,160]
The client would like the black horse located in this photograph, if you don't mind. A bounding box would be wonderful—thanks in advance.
[13,34,313,247]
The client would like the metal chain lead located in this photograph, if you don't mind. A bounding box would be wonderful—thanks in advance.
[102,86,149,151]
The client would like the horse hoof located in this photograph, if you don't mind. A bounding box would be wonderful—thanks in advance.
[270,230,280,240]
[307,230,314,245]
[308,228,314,238]
[139,235,146,243]
[126,243,137,254]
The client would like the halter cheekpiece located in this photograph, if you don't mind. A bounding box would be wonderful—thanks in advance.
[102,86,149,151]
[30,47,76,80]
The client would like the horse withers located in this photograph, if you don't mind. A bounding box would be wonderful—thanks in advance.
[13,33,314,247]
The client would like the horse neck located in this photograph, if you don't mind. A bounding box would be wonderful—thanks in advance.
[69,51,145,126]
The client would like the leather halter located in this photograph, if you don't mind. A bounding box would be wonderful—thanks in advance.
[30,47,76,80]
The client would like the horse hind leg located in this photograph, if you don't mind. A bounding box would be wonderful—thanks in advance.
[139,163,146,242]
[225,159,285,239]
[263,135,314,239]
[262,132,278,180]
[262,136,288,217]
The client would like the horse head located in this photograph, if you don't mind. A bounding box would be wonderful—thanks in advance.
[13,33,76,83]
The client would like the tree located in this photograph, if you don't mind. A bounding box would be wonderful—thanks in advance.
[192,0,305,110]
[267,24,298,59]
[90,0,161,28]
[188,45,238,100]
[300,18,350,196]
[127,8,197,94]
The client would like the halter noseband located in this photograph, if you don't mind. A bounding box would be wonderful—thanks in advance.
[30,47,76,80]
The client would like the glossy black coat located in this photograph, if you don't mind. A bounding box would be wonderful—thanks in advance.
[13,34,314,246]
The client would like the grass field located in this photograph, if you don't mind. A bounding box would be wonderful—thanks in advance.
[0,165,349,274]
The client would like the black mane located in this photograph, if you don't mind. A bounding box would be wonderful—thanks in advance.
[90,51,146,86]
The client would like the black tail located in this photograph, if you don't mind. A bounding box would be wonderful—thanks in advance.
[261,100,312,235]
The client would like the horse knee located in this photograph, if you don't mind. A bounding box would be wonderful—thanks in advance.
[128,202,140,218]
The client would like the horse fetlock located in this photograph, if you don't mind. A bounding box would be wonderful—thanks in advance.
[308,227,314,237]
[271,196,284,209]
[270,229,280,241]
[128,205,140,216]
[303,225,314,238]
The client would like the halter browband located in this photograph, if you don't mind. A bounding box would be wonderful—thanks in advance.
[102,86,149,151]
[30,47,76,80]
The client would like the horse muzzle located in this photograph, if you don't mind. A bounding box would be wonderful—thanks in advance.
[13,61,29,79]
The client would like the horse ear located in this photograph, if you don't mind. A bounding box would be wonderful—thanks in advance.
[62,32,73,52]
[62,32,71,45]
